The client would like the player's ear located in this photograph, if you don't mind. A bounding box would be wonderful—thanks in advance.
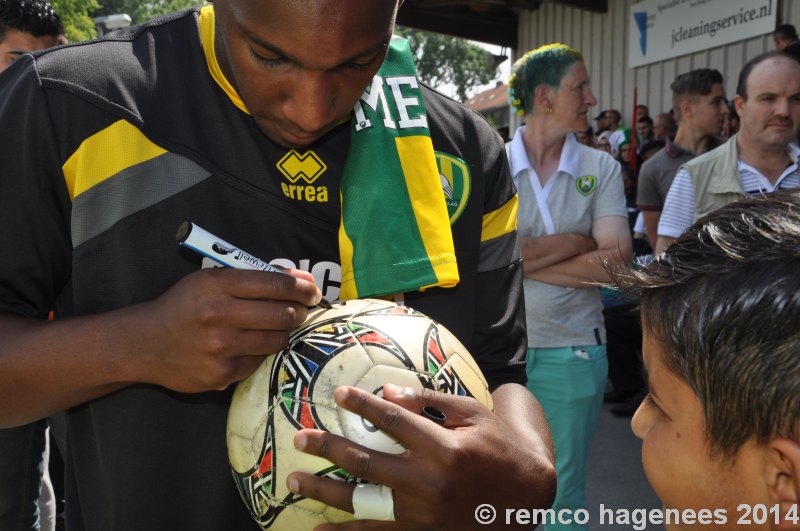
[766,438,800,530]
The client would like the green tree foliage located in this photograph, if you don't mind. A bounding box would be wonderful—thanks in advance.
[395,26,499,101]
[51,0,101,42]
[93,0,201,26]
[50,0,199,41]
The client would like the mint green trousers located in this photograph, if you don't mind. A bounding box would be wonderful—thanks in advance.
[526,345,607,531]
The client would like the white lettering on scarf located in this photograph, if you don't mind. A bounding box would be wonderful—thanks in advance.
[353,75,428,132]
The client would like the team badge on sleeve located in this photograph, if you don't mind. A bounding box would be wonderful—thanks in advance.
[435,152,471,224]
[576,175,597,196]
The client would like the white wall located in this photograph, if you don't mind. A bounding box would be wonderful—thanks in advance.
[512,0,800,131]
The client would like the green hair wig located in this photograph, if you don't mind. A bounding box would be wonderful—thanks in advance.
[508,43,583,116]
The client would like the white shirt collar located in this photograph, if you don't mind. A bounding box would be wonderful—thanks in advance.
[508,126,581,181]
[788,142,800,162]
[737,142,800,178]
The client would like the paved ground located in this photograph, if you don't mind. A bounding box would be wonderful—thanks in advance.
[584,400,662,530]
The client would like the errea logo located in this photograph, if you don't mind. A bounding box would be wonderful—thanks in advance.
[277,150,329,202]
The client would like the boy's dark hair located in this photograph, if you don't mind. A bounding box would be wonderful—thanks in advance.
[0,0,63,42]
[670,68,723,118]
[736,50,797,99]
[614,189,800,458]
[637,115,653,127]
[774,23,798,41]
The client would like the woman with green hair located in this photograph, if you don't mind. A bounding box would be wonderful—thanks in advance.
[506,44,632,530]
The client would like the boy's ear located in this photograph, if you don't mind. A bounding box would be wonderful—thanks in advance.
[766,438,800,530]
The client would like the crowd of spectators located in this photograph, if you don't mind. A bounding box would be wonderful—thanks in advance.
[563,25,800,421]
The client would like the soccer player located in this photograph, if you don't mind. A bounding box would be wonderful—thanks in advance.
[617,189,800,529]
[0,1,556,529]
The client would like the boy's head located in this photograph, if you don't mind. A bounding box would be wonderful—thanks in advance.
[0,0,64,73]
[616,189,800,529]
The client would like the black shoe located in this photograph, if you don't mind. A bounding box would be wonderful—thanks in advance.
[603,389,636,403]
[610,394,645,417]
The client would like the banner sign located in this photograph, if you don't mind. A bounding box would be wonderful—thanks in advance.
[629,0,776,68]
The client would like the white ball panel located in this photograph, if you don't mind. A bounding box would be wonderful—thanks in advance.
[227,298,493,530]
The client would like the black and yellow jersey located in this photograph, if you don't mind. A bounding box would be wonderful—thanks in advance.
[0,8,525,530]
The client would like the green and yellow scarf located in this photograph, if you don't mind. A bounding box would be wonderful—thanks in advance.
[199,8,458,299]
[338,37,459,299]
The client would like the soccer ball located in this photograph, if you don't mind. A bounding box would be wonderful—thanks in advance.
[226,298,492,530]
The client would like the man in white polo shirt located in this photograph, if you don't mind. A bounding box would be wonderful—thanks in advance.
[656,51,800,253]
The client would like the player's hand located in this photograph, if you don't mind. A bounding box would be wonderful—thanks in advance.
[137,267,321,392]
[287,383,555,530]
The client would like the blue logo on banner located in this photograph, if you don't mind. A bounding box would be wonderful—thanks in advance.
[634,11,648,55]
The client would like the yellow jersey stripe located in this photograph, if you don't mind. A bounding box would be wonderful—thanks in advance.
[337,189,358,300]
[482,195,519,243]
[62,120,166,200]
[199,5,249,115]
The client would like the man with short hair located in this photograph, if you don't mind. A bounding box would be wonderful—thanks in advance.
[0,1,557,529]
[637,68,727,247]
[651,112,676,141]
[773,23,800,62]
[657,51,800,253]
[635,104,649,122]
[0,2,65,530]
[0,0,63,73]
[617,189,800,528]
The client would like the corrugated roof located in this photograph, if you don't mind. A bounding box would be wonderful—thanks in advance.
[464,83,509,112]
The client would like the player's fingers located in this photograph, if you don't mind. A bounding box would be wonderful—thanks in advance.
[204,268,321,306]
[286,473,434,528]
[292,429,417,492]
[287,472,356,513]
[332,386,476,450]
[279,266,317,284]
[198,297,309,333]
[379,383,489,426]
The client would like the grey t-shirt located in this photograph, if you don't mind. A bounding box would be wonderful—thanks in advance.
[508,129,627,348]
[636,136,723,210]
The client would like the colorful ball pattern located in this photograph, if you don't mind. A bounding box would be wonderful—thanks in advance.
[227,298,492,530]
